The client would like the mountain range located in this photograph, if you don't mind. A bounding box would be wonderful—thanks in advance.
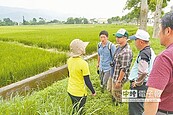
[0,6,71,22]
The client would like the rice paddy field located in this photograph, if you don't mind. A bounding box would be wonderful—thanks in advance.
[0,24,165,114]
[0,41,67,87]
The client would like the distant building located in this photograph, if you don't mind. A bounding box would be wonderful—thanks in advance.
[171,6,173,12]
[89,18,108,24]
[97,18,108,24]
[89,18,97,24]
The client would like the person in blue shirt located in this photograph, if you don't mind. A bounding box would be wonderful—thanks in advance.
[97,30,116,93]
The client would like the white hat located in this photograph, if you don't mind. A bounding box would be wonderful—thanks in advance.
[129,29,150,41]
[70,39,89,57]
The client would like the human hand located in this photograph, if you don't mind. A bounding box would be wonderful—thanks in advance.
[96,64,99,68]
[132,81,136,88]
[92,92,96,96]
[115,82,121,89]
[132,81,143,88]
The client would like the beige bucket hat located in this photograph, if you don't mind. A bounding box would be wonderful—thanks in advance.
[70,39,89,57]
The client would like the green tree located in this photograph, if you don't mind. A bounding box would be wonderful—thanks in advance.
[74,18,81,24]
[0,20,5,26]
[48,19,62,24]
[113,16,121,22]
[121,14,132,23]
[107,16,121,24]
[3,18,15,26]
[22,16,28,25]
[30,18,37,25]
[38,17,46,25]
[107,18,112,24]
[82,18,89,24]
[148,0,170,12]
[66,17,74,24]
[125,0,170,12]
[124,0,170,23]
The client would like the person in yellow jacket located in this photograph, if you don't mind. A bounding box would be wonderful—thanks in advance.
[67,39,96,115]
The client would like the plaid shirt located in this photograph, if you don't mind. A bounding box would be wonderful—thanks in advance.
[113,43,133,81]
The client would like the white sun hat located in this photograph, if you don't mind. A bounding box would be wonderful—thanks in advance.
[129,29,150,41]
[70,39,89,57]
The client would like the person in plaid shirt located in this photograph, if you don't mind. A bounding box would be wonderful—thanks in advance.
[108,28,133,106]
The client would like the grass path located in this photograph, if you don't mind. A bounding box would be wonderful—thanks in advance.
[0,59,129,115]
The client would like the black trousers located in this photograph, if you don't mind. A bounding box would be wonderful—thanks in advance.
[129,82,148,115]
[68,92,87,115]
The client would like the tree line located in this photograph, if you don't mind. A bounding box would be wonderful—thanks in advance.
[0,17,88,26]
[0,16,141,26]
[122,0,172,38]
[0,16,101,26]
[0,0,172,32]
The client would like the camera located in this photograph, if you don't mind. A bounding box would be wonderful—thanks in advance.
[97,70,99,74]
[110,61,114,67]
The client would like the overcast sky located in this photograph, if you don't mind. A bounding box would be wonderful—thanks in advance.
[0,0,172,19]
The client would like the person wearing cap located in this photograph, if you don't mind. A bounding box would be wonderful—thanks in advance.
[97,30,116,93]
[144,12,173,115]
[67,39,96,114]
[109,28,133,106]
[128,29,156,115]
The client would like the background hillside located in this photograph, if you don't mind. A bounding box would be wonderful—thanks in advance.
[0,6,69,22]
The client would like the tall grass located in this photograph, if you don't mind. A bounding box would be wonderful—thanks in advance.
[0,59,129,115]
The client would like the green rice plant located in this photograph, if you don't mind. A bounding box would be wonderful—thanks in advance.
[0,41,67,87]
[0,24,138,54]
[0,24,164,55]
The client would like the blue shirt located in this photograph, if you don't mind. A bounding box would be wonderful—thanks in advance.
[98,41,116,72]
